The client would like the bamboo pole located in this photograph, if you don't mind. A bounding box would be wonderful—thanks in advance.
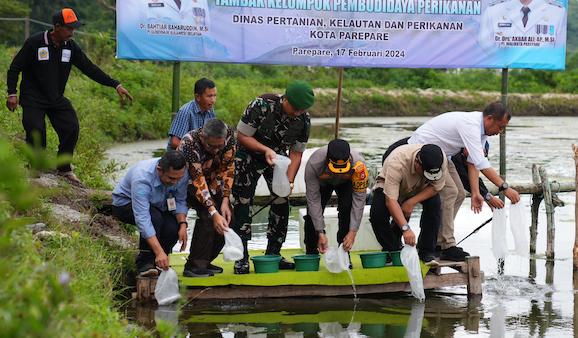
[530,164,542,254]
[540,166,555,260]
[171,62,181,118]
[499,68,509,202]
[573,144,578,269]
[334,67,344,139]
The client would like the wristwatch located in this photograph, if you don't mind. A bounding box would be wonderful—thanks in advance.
[401,224,410,232]
[484,192,493,201]
[498,182,509,192]
[317,229,326,234]
[178,221,188,228]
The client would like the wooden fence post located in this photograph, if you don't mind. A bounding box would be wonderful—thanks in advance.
[530,164,542,255]
[539,167,555,260]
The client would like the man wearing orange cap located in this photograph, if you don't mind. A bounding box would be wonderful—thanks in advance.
[6,8,132,185]
[303,139,368,256]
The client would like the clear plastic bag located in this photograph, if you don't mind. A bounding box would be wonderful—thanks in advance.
[400,246,425,302]
[492,208,509,261]
[509,202,529,256]
[223,229,244,262]
[272,155,292,197]
[324,244,350,273]
[155,268,181,305]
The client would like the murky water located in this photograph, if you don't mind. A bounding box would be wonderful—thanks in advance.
[110,116,578,337]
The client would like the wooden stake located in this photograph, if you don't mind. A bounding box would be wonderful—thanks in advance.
[539,166,555,260]
[334,67,344,139]
[573,144,578,269]
[466,256,482,298]
[530,164,542,255]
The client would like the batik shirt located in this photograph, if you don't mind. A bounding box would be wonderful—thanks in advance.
[236,94,310,156]
[177,128,236,209]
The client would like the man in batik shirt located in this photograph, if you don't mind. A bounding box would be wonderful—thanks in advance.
[178,119,235,277]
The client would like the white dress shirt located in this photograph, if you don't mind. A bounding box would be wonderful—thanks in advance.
[408,111,491,171]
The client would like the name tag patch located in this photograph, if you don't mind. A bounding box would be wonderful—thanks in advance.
[61,49,71,62]
[498,22,512,28]
[38,47,49,61]
[148,2,165,7]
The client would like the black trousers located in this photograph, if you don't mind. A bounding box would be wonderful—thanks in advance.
[303,181,353,254]
[112,203,179,269]
[185,188,225,270]
[22,99,79,172]
[369,188,440,255]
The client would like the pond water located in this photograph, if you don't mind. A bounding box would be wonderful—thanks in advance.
[109,116,578,337]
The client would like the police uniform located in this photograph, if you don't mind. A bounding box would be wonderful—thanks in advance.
[302,145,368,254]
[146,0,209,27]
[479,0,565,49]
[232,94,311,257]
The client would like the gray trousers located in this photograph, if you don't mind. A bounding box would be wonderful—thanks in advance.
[437,160,466,249]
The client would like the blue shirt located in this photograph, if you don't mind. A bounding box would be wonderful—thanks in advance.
[112,158,189,239]
[167,99,215,148]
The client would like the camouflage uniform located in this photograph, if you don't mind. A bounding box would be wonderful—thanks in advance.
[233,93,310,257]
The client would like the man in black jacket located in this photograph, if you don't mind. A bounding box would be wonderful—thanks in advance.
[6,8,132,185]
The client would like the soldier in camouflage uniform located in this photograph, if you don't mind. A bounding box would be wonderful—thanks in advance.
[232,81,315,274]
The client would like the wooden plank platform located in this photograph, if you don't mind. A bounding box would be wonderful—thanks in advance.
[136,254,483,302]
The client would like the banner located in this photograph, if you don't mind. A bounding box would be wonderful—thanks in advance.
[117,0,568,69]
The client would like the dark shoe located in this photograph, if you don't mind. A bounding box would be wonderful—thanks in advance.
[207,263,223,274]
[440,246,469,262]
[419,253,440,267]
[279,257,295,270]
[234,259,250,274]
[137,263,159,277]
[183,268,214,278]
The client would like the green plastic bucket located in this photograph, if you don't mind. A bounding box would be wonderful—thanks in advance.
[359,252,387,268]
[292,254,320,272]
[251,255,282,273]
[390,251,402,266]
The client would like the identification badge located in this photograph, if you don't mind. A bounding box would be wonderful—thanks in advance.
[38,47,49,61]
[61,49,71,62]
[167,197,176,211]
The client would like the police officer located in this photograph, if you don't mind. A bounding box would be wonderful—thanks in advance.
[479,0,566,50]
[303,139,368,255]
[231,81,314,274]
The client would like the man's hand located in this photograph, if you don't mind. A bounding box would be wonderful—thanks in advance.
[504,188,520,204]
[401,200,415,220]
[487,196,504,209]
[178,223,188,252]
[6,96,18,111]
[155,252,170,270]
[116,85,133,104]
[471,193,484,213]
[317,233,329,254]
[402,229,416,246]
[264,148,277,166]
[220,198,232,225]
[342,230,357,252]
[212,213,229,235]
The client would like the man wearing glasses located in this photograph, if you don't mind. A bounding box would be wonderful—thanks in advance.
[177,119,236,277]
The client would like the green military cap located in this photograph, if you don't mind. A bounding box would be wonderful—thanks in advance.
[285,81,315,110]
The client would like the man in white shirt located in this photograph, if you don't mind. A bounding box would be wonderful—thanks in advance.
[405,101,520,261]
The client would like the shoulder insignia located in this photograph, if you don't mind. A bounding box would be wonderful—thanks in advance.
[351,161,368,192]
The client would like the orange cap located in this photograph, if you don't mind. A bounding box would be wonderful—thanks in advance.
[53,8,82,28]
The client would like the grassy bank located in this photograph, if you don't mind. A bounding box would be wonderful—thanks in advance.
[0,139,151,337]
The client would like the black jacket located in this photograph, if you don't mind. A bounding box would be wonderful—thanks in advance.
[451,151,489,197]
[6,30,119,107]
